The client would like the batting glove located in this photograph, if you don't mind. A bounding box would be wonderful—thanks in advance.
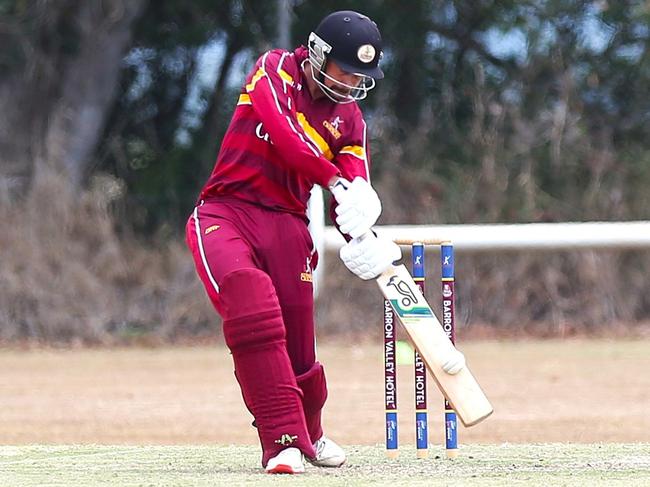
[330,177,382,238]
[339,233,401,280]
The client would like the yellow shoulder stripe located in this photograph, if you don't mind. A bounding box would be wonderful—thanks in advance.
[278,69,294,85]
[245,67,266,93]
[296,112,334,160]
[340,145,366,160]
[237,93,252,105]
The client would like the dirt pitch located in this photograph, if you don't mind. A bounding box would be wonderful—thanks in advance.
[1,339,649,447]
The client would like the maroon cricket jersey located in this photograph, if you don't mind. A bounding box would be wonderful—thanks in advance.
[199,46,373,218]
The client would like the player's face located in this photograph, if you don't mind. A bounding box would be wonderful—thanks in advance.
[323,60,363,96]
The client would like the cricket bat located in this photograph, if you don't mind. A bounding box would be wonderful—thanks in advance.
[376,264,494,427]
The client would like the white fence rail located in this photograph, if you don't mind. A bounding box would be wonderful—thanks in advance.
[323,221,650,252]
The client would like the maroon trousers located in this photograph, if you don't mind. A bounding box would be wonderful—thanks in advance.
[186,197,326,465]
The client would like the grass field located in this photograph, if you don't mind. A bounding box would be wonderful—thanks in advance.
[1,340,649,485]
[2,444,649,486]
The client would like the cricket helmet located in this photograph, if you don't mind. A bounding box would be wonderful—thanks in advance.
[308,10,383,103]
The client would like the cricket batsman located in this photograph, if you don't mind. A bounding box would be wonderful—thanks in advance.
[186,10,464,473]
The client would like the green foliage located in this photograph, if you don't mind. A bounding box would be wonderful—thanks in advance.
[4,1,650,340]
[94,0,650,231]
[100,1,245,231]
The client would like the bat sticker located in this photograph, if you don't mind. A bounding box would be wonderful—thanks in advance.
[387,276,419,307]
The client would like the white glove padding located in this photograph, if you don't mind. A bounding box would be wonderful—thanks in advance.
[339,234,402,280]
[440,348,466,375]
[331,177,382,238]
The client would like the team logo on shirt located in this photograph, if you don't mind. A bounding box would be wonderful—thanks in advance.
[204,225,220,235]
[300,256,313,282]
[323,117,343,139]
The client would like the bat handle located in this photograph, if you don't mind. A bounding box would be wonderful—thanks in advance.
[329,178,350,200]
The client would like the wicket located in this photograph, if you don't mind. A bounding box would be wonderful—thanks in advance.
[383,240,459,459]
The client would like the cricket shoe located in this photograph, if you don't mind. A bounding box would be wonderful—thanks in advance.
[308,436,346,468]
[265,447,305,474]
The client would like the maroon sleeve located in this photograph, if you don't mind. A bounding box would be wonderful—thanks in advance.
[245,50,340,187]
[329,114,374,239]
[335,114,371,182]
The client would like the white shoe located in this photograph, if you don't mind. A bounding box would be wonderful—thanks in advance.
[308,436,346,467]
[265,447,305,474]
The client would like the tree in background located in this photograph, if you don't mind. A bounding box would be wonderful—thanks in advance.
[0,0,146,199]
[96,0,650,231]
[1,0,649,341]
[2,1,649,225]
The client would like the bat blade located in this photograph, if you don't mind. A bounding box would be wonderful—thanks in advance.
[376,264,494,427]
